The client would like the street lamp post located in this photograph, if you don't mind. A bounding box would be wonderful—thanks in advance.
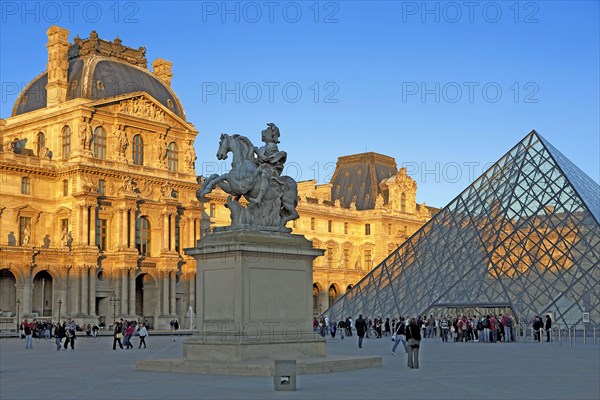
[109,293,120,327]
[16,299,21,337]
[57,299,62,324]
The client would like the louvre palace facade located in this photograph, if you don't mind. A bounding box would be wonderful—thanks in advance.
[0,26,435,328]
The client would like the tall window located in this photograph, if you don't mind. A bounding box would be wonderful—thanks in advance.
[132,134,144,165]
[36,132,45,156]
[62,126,71,159]
[19,217,32,245]
[136,216,151,256]
[327,245,335,266]
[327,220,332,233]
[388,223,392,235]
[63,179,68,196]
[401,193,406,213]
[344,222,348,235]
[21,177,30,194]
[311,217,316,230]
[365,223,371,235]
[96,219,107,250]
[93,127,106,159]
[167,142,178,172]
[97,179,105,195]
[364,249,372,269]
[209,203,216,217]
[343,247,350,268]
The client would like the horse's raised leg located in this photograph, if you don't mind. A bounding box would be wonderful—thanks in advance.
[199,173,223,198]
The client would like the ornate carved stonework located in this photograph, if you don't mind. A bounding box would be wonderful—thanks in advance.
[115,96,167,122]
[69,31,147,68]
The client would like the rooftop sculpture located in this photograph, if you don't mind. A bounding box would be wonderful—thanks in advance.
[198,123,299,232]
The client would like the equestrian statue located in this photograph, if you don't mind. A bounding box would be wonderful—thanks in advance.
[197,123,299,232]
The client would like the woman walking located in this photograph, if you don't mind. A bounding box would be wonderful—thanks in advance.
[113,321,124,350]
[138,323,148,349]
[406,318,421,369]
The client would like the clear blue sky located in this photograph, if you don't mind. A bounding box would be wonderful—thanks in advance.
[1,1,598,208]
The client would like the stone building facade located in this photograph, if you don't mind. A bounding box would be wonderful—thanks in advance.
[0,27,201,329]
[0,27,436,328]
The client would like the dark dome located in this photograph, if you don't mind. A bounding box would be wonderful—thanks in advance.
[12,57,184,118]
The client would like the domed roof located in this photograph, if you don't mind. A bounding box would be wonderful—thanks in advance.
[12,32,184,119]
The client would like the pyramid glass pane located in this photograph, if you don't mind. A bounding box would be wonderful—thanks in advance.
[324,131,600,327]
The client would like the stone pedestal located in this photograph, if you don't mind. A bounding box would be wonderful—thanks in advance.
[183,229,326,361]
[137,229,382,376]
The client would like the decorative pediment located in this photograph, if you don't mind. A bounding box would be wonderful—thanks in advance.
[92,93,191,130]
[55,206,72,217]
[14,204,42,223]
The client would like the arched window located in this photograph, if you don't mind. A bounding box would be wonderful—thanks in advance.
[93,127,106,159]
[365,223,371,235]
[62,126,71,159]
[132,134,144,165]
[36,132,45,156]
[167,142,178,172]
[312,283,320,313]
[401,193,407,213]
[328,285,337,307]
[136,216,151,256]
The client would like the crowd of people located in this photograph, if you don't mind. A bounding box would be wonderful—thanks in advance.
[112,319,149,350]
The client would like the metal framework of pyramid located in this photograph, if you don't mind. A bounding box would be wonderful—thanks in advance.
[324,131,600,327]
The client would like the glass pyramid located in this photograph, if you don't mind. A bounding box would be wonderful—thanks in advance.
[324,131,600,327]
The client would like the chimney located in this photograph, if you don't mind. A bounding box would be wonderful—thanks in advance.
[46,26,70,107]
[152,58,173,86]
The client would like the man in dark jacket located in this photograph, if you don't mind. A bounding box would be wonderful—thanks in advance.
[355,314,367,348]
[545,315,552,342]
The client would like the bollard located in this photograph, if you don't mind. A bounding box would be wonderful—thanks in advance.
[273,360,296,391]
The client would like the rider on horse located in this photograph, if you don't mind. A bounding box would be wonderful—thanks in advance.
[251,123,287,204]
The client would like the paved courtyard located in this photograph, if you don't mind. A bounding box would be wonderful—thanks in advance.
[1,333,598,400]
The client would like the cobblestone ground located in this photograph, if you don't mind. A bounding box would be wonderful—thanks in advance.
[1,333,598,400]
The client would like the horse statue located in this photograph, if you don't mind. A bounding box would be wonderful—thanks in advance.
[197,125,299,232]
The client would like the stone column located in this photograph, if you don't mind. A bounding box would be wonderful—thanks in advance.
[119,209,126,247]
[121,268,129,316]
[129,209,135,249]
[170,215,176,252]
[78,205,85,245]
[22,267,33,315]
[129,268,136,317]
[89,207,96,246]
[162,271,169,315]
[80,266,89,315]
[163,214,169,252]
[170,271,176,315]
[71,266,80,315]
[89,266,97,315]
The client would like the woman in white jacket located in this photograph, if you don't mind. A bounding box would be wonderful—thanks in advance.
[138,323,148,349]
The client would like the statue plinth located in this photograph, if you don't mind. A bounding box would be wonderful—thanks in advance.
[183,230,326,361]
